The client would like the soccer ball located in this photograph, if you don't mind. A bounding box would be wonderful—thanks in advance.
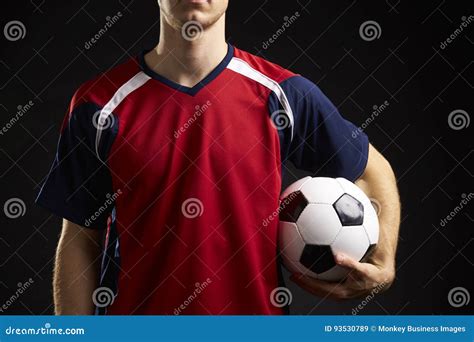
[278,177,379,281]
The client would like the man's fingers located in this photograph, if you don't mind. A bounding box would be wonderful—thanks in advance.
[335,253,368,275]
[290,274,348,300]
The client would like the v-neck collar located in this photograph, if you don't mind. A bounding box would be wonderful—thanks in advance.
[138,44,234,96]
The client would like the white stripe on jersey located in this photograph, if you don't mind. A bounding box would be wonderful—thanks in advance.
[95,71,151,160]
[227,57,294,140]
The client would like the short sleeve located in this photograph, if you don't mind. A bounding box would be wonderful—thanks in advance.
[271,76,369,181]
[35,98,118,229]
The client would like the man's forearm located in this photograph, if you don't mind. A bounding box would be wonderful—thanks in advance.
[356,144,400,271]
[54,220,102,315]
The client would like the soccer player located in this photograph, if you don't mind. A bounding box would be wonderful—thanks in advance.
[36,0,400,314]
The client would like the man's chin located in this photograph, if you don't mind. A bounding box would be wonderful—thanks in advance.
[179,11,209,23]
[178,12,223,31]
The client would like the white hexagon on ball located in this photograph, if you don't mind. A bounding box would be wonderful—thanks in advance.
[296,203,342,245]
[300,177,345,204]
[278,221,306,262]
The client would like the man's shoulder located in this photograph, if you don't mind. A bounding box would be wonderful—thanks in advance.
[232,47,323,100]
[69,57,142,111]
[232,47,297,84]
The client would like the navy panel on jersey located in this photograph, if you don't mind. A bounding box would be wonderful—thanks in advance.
[270,76,369,181]
[36,102,118,229]
[96,207,121,315]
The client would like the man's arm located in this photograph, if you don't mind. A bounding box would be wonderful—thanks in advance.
[54,219,103,314]
[291,144,400,299]
[355,144,400,275]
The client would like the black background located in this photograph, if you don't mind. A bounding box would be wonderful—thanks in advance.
[0,0,473,315]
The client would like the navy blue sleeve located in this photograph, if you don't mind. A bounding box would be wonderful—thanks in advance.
[270,76,369,181]
[35,102,118,229]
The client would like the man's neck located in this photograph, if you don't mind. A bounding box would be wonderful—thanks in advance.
[144,15,228,88]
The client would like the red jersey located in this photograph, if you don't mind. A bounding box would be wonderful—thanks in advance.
[36,44,368,314]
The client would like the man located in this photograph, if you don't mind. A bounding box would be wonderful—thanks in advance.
[36,0,400,315]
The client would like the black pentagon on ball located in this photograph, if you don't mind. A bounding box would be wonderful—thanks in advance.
[360,244,377,262]
[299,244,335,274]
[333,194,364,226]
[279,191,308,223]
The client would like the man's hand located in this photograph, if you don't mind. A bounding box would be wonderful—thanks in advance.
[290,253,395,300]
